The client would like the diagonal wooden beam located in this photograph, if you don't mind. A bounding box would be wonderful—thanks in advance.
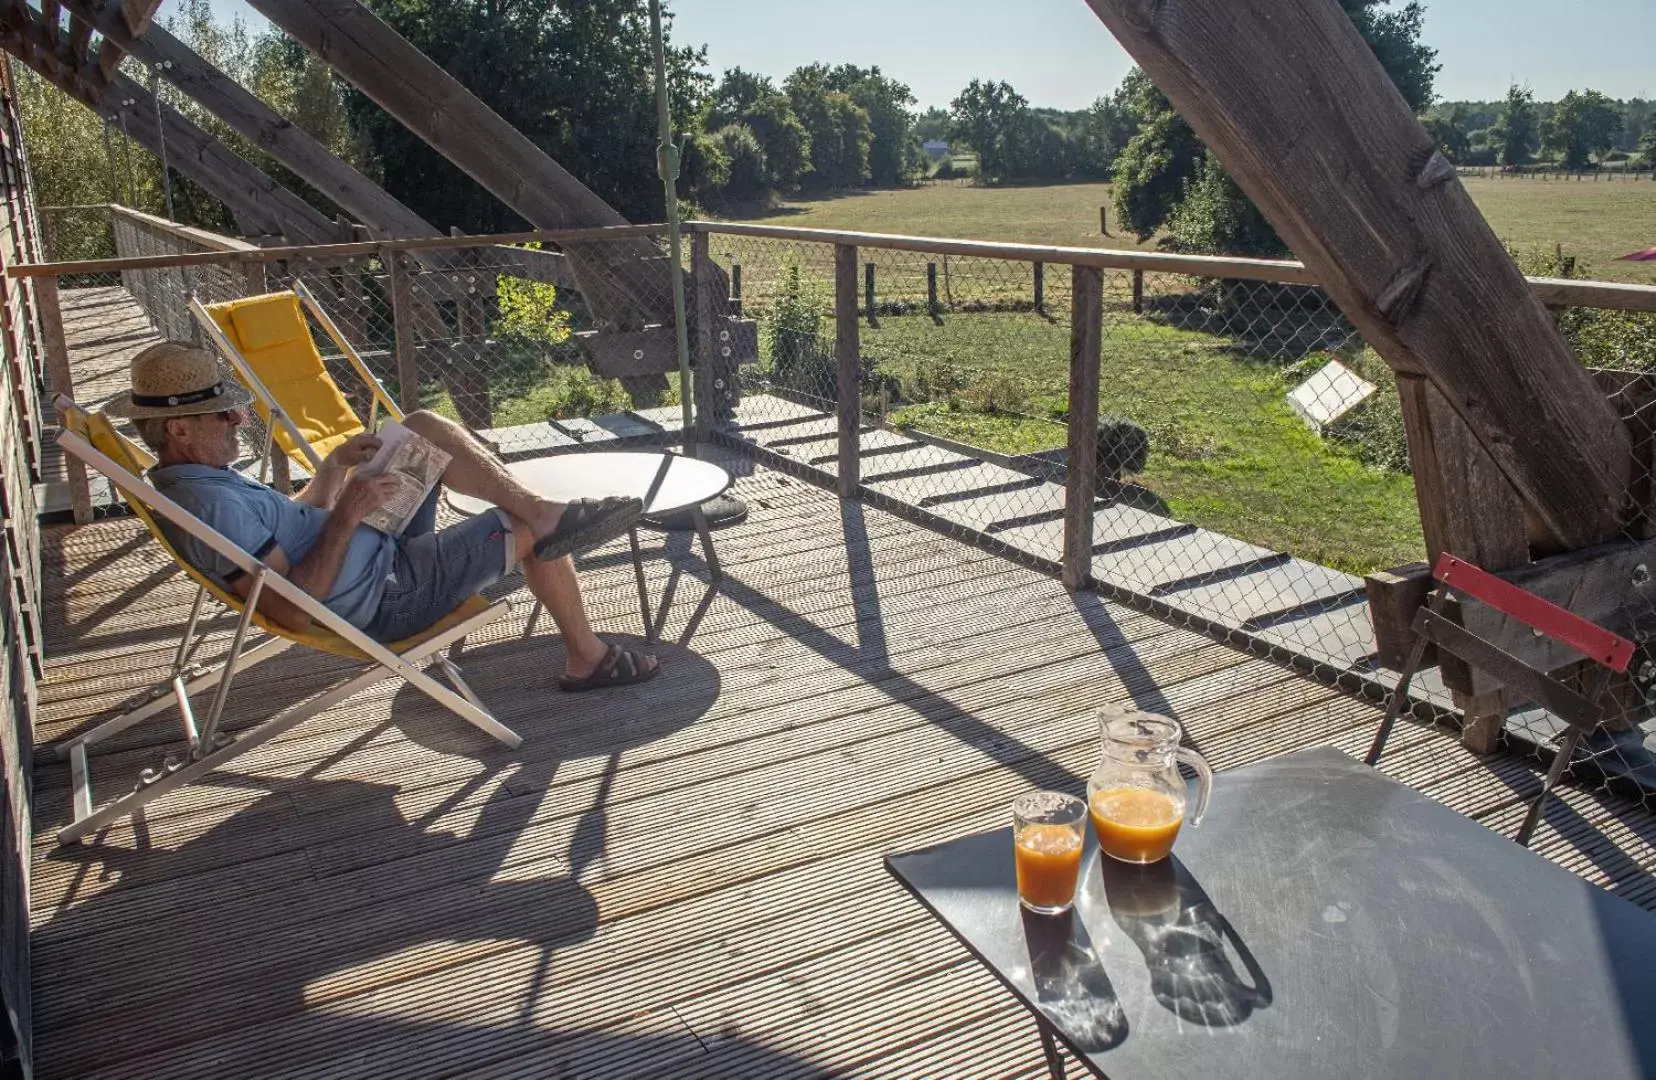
[57,0,442,243]
[1081,0,1631,551]
[0,7,335,241]
[241,0,670,333]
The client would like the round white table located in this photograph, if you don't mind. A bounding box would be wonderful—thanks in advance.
[448,451,732,643]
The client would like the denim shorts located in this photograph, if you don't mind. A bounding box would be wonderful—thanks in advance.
[360,491,515,643]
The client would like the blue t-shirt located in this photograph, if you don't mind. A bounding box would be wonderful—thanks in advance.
[150,464,394,629]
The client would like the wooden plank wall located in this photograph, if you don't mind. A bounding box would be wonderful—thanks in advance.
[0,57,45,1080]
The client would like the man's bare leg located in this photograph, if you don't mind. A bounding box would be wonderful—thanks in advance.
[399,409,565,541]
[509,523,658,682]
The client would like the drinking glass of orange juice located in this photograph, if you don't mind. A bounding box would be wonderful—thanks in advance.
[1012,791,1086,914]
[1087,707,1213,864]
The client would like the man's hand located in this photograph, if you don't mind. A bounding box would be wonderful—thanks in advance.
[322,433,382,472]
[334,473,400,525]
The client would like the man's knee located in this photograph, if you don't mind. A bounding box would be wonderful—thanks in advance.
[401,409,445,436]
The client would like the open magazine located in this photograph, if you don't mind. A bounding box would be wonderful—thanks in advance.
[354,420,451,535]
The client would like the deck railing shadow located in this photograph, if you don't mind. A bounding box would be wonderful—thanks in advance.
[33,628,722,1075]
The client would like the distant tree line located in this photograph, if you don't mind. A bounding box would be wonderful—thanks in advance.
[17,0,1648,261]
[1426,89,1653,170]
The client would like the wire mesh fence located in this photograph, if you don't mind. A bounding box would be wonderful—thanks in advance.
[29,205,1656,812]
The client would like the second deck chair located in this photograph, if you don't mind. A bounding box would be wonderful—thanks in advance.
[191,281,401,481]
[52,396,521,846]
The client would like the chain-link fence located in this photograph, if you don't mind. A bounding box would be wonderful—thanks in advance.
[699,225,1656,814]
[30,205,1656,812]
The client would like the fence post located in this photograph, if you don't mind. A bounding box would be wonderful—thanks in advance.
[384,247,420,414]
[730,262,743,317]
[690,229,714,449]
[1100,205,1109,235]
[1131,269,1144,315]
[35,276,92,524]
[864,261,877,327]
[1064,264,1103,591]
[926,262,940,320]
[835,243,861,498]
[1033,261,1045,314]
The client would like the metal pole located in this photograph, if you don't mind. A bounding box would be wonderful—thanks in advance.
[149,64,175,220]
[649,0,695,451]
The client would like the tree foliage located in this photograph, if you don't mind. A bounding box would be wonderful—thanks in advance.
[1492,84,1540,166]
[1110,0,1439,257]
[1544,89,1622,169]
[785,65,873,191]
[345,0,707,232]
[948,80,1030,182]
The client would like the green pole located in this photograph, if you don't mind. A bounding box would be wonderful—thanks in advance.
[649,0,695,452]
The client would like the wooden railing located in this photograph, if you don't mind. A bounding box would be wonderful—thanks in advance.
[13,217,1656,591]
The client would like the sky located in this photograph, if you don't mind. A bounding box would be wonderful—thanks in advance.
[198,0,1654,110]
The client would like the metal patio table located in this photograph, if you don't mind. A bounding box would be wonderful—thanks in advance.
[886,747,1656,1080]
[449,450,731,642]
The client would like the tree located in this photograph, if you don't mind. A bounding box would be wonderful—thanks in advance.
[913,107,950,146]
[1544,89,1622,169]
[1492,84,1539,167]
[824,65,916,186]
[708,68,809,192]
[948,79,1030,181]
[785,66,873,190]
[1638,127,1656,169]
[1424,102,1471,162]
[1110,0,1439,257]
[709,124,768,206]
[345,0,709,232]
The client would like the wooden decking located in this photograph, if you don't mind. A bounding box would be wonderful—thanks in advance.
[26,282,1656,1079]
[25,449,1656,1079]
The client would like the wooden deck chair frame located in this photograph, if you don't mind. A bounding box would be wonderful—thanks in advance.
[52,396,521,846]
[189,280,402,482]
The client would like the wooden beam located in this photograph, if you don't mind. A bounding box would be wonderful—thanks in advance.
[1081,0,1631,551]
[98,69,336,242]
[241,0,671,331]
[58,1,442,244]
[1064,264,1103,590]
[0,4,96,103]
[835,243,860,498]
[118,0,160,38]
[691,223,1656,312]
[66,10,91,64]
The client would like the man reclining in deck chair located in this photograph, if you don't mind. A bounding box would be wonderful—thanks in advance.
[106,340,661,692]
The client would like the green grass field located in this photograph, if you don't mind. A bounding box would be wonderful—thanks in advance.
[858,312,1425,576]
[736,178,1656,285]
[723,177,1655,576]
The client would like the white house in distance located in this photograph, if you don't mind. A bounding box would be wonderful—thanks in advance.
[921,140,951,159]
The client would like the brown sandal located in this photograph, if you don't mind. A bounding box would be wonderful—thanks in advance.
[558,642,660,692]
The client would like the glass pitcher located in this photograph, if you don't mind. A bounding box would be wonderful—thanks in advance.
[1086,707,1213,864]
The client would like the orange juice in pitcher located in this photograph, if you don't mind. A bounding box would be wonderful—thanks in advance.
[1087,708,1212,864]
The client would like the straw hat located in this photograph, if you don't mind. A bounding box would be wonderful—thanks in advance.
[103,341,254,420]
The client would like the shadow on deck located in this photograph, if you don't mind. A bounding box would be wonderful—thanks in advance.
[24,283,1656,1080]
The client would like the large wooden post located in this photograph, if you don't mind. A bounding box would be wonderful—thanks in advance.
[1064,265,1103,590]
[834,243,861,498]
[384,247,420,413]
[1081,0,1630,551]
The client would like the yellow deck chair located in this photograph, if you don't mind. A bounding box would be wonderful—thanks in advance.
[51,395,520,846]
[191,281,402,479]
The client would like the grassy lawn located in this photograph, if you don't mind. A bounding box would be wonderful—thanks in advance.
[733,177,1656,285]
[866,312,1424,576]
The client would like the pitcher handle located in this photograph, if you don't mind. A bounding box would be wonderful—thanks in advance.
[1176,747,1214,827]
